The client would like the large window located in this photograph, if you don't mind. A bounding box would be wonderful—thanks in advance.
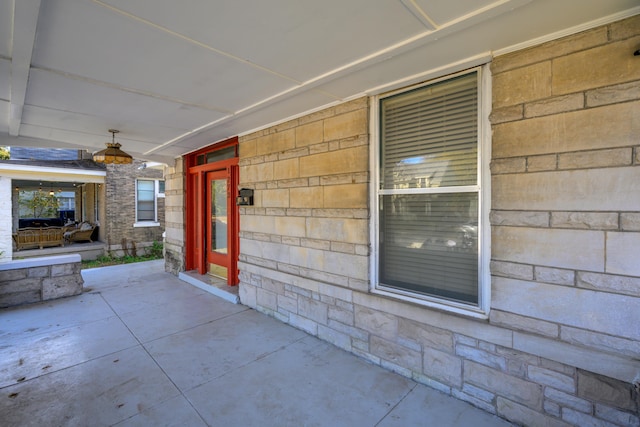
[135,179,163,225]
[373,68,490,316]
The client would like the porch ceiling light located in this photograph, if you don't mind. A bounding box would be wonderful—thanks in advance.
[93,129,133,164]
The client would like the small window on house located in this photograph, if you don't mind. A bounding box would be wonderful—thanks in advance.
[373,67,490,316]
[195,146,237,165]
[206,146,236,163]
[158,180,165,197]
[136,179,157,223]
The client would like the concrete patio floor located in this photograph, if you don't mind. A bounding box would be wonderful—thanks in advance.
[0,260,513,426]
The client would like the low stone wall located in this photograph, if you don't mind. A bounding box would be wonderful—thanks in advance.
[0,255,84,308]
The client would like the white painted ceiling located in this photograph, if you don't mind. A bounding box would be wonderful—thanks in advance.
[0,0,638,163]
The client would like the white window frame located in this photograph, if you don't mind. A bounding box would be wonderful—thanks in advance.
[157,180,165,198]
[134,179,161,227]
[369,65,492,318]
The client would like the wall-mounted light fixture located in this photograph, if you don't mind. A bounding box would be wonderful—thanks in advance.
[93,129,133,164]
[237,188,254,206]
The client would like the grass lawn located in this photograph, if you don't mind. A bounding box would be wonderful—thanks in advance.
[81,254,163,269]
[81,242,163,269]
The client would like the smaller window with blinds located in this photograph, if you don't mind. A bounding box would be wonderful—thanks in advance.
[136,179,158,223]
[374,67,489,315]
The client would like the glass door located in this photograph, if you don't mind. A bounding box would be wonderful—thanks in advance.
[206,170,229,279]
[185,137,239,283]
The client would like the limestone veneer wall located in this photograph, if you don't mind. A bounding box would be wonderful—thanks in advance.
[487,14,640,426]
[163,159,185,274]
[235,15,640,427]
[238,98,369,279]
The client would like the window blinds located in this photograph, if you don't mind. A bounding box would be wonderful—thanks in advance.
[137,180,155,221]
[380,73,478,190]
[379,72,479,304]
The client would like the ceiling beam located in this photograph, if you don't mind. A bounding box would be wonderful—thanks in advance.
[9,0,41,136]
[0,166,106,184]
[0,132,64,148]
[400,0,438,30]
[0,132,174,165]
[147,0,534,155]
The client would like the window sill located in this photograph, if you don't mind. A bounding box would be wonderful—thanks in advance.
[133,222,160,228]
[371,286,489,320]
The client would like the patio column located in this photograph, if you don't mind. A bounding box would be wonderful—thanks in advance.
[0,176,13,261]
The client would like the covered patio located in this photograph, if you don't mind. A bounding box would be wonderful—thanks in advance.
[0,260,510,426]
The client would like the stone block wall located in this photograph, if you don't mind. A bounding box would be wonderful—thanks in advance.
[484,15,640,424]
[234,15,640,427]
[104,160,165,256]
[0,255,84,308]
[237,97,370,314]
[163,159,185,274]
[490,11,640,366]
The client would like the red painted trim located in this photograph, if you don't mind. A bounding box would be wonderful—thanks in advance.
[185,170,205,274]
[185,170,195,271]
[184,137,240,284]
[189,157,237,174]
[228,163,240,285]
[195,171,205,275]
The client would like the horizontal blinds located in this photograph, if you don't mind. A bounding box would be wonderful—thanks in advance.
[137,181,155,221]
[379,193,478,303]
[380,72,478,189]
[137,202,155,221]
[378,71,480,305]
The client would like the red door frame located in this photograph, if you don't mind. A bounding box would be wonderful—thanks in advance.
[185,137,239,285]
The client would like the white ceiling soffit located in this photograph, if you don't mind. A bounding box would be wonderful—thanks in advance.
[0,0,638,162]
[0,162,106,183]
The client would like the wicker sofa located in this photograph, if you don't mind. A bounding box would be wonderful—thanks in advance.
[13,227,65,251]
[63,222,96,243]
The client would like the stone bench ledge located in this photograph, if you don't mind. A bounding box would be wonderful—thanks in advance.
[0,254,82,271]
[0,254,84,308]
